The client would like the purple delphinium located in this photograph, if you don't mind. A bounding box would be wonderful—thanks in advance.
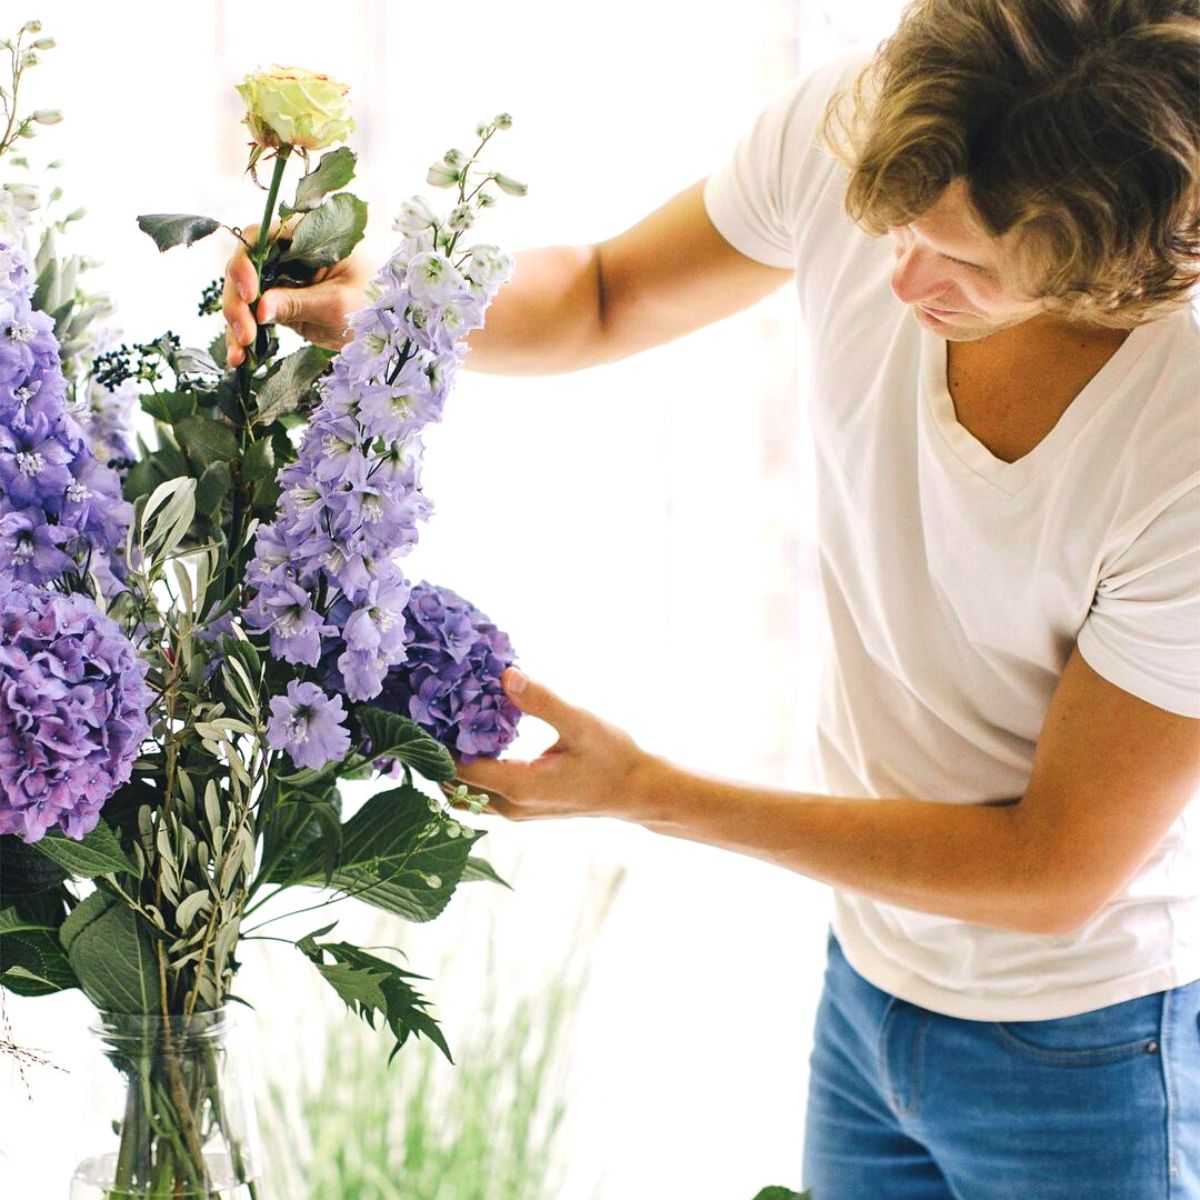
[374,580,520,763]
[0,582,153,844]
[266,680,352,770]
[244,211,513,711]
[0,237,131,590]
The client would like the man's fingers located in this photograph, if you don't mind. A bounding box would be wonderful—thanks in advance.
[454,755,528,798]
[501,668,588,738]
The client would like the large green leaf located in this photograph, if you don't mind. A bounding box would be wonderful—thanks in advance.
[175,415,239,471]
[0,926,78,997]
[33,820,135,878]
[297,934,451,1062]
[60,891,159,1014]
[356,707,456,783]
[137,213,221,252]
[292,785,475,922]
[293,146,357,211]
[752,1190,809,1200]
[279,193,367,272]
[253,345,330,427]
[0,836,67,905]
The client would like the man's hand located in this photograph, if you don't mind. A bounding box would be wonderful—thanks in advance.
[451,669,655,821]
[221,222,375,367]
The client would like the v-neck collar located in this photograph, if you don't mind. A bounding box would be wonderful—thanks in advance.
[919,317,1160,497]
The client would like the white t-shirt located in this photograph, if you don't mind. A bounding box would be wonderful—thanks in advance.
[703,53,1200,1021]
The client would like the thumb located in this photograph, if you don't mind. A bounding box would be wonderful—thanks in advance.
[257,287,303,326]
[502,668,584,735]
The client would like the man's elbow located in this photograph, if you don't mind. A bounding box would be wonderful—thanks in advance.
[1018,885,1112,937]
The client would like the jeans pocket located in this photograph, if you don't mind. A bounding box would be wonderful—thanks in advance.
[992,991,1163,1068]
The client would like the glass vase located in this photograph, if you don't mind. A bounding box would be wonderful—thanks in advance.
[69,1008,264,1200]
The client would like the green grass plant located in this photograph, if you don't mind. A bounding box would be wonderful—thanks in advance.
[258,872,621,1200]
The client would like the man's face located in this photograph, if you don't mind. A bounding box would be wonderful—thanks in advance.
[888,179,1046,342]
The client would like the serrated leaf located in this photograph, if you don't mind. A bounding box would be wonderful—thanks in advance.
[292,785,474,923]
[137,213,221,252]
[293,146,357,212]
[175,415,239,471]
[356,707,456,782]
[252,344,330,427]
[33,820,134,878]
[60,891,158,1014]
[0,928,78,997]
[278,193,367,272]
[299,937,451,1062]
[460,855,511,890]
[0,837,68,904]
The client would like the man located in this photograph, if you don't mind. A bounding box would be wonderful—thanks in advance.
[225,0,1200,1193]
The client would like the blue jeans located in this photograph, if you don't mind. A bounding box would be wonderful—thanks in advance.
[802,932,1200,1198]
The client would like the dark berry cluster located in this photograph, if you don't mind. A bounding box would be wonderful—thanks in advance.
[199,277,224,317]
[92,332,182,391]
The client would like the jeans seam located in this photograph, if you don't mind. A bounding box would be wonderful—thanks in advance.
[878,998,901,1115]
[1162,987,1179,1194]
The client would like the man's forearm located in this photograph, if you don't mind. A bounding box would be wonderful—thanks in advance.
[629,756,1080,935]
[464,244,610,375]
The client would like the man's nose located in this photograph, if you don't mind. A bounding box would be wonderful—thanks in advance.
[890,242,945,306]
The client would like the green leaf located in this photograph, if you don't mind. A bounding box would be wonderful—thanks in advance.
[356,707,456,783]
[60,890,159,1014]
[293,146,357,212]
[253,344,330,427]
[460,855,511,890]
[0,836,67,904]
[175,415,239,471]
[292,785,475,923]
[140,389,195,425]
[242,436,276,484]
[751,1190,809,1200]
[279,193,367,273]
[0,928,78,997]
[298,936,451,1062]
[195,460,232,513]
[33,820,134,878]
[137,213,221,252]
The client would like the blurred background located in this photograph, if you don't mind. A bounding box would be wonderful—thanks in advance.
[2,0,908,1195]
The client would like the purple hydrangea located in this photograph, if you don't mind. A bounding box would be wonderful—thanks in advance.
[243,215,512,709]
[266,680,352,770]
[375,581,520,762]
[0,237,132,590]
[0,582,152,843]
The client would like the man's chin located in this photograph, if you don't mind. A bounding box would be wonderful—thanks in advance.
[912,304,998,342]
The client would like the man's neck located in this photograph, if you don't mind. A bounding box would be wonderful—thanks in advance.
[944,315,1132,463]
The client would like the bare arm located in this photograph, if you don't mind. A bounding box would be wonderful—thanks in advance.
[465,178,794,374]
[223,179,794,374]
[455,648,1200,936]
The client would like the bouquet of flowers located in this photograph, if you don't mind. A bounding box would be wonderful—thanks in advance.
[1,29,525,1199]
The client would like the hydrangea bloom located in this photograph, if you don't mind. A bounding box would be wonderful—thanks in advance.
[244,211,513,707]
[0,235,131,589]
[266,680,352,769]
[0,583,152,843]
[374,581,520,762]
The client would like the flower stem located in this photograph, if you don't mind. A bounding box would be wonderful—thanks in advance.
[226,146,291,605]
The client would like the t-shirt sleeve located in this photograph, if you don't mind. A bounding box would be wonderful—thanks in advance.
[702,53,864,270]
[1077,484,1200,718]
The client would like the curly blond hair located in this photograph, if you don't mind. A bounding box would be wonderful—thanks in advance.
[823,0,1200,327]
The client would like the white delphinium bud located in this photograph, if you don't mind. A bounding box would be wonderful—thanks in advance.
[492,173,528,197]
[494,113,513,130]
[447,204,474,232]
[393,195,437,234]
[426,160,460,188]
